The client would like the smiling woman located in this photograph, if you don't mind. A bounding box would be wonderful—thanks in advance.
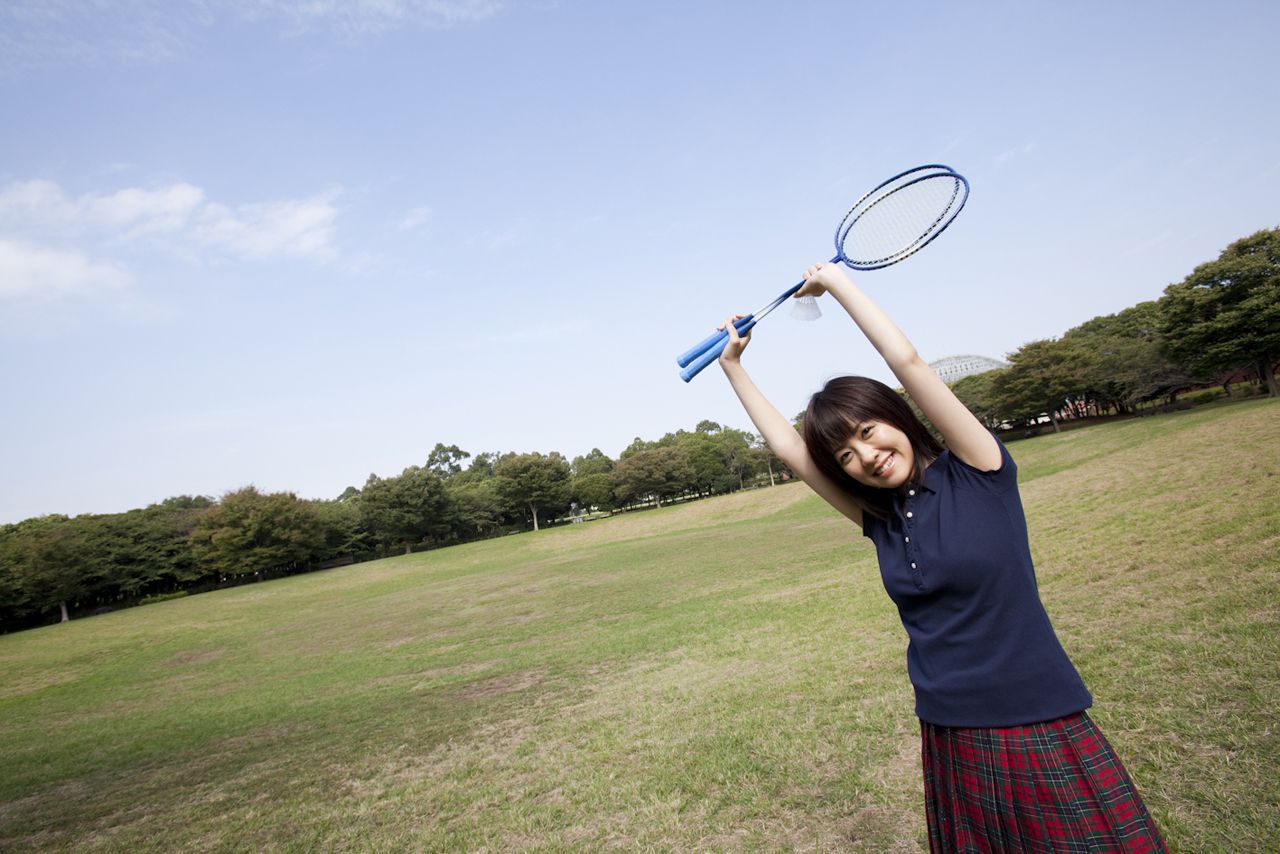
[801,376,943,517]
[710,261,1169,851]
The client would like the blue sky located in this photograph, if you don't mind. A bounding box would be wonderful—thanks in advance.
[2,0,1278,523]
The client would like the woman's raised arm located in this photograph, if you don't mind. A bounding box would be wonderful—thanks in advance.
[718,317,863,525]
[798,264,1002,472]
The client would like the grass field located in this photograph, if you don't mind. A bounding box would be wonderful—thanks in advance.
[2,398,1278,852]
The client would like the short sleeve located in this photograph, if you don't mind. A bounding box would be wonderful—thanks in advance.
[945,437,1018,493]
[860,511,878,540]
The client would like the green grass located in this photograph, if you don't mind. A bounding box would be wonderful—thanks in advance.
[2,397,1278,852]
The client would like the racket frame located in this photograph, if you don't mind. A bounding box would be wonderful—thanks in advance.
[676,165,968,383]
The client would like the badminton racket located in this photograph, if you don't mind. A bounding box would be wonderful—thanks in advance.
[676,164,969,382]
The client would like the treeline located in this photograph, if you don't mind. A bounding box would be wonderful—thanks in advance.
[2,228,1276,633]
[0,424,780,632]
[949,227,1278,431]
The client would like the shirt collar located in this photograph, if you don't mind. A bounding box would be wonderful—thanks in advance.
[912,452,947,495]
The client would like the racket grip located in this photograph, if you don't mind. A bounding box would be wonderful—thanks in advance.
[679,338,727,382]
[675,315,753,368]
[679,316,758,382]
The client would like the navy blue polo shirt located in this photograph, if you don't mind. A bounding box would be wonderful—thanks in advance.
[861,439,1092,727]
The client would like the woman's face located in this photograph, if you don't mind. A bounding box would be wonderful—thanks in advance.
[833,420,915,489]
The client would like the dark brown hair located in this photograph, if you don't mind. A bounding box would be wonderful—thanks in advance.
[803,376,943,520]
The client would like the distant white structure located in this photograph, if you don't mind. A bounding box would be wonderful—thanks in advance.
[928,354,1009,384]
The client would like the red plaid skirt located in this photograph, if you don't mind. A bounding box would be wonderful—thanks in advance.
[921,712,1167,853]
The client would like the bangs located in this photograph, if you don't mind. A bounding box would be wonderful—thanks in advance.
[805,398,865,461]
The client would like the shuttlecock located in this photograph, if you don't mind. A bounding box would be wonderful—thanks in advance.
[791,295,822,321]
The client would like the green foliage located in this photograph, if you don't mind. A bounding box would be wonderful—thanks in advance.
[613,445,694,507]
[991,338,1086,426]
[443,477,507,540]
[493,452,572,531]
[1161,227,1280,396]
[190,487,327,577]
[466,451,499,478]
[570,472,616,512]
[949,371,1003,429]
[312,498,372,558]
[426,443,471,478]
[359,467,450,553]
[570,448,614,477]
[0,515,92,622]
[1064,301,1195,410]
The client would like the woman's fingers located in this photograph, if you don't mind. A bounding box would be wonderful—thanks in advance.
[719,314,747,337]
[719,314,750,362]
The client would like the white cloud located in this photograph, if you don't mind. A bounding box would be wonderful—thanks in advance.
[0,179,204,235]
[1,0,503,72]
[0,178,338,261]
[87,183,206,234]
[0,179,343,303]
[0,0,206,73]
[235,0,504,34]
[397,205,432,231]
[194,193,339,259]
[0,239,132,300]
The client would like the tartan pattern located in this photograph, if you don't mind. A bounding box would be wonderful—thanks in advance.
[921,712,1168,853]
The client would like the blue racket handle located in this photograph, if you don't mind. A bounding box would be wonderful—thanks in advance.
[675,315,754,368]
[679,317,759,382]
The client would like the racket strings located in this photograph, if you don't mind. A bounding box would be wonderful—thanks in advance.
[840,172,966,268]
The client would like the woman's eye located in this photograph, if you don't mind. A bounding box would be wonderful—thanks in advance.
[861,425,873,438]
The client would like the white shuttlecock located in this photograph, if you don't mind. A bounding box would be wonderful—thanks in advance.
[790,295,822,321]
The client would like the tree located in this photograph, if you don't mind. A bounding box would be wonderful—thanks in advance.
[569,448,617,511]
[570,472,616,512]
[613,446,693,508]
[950,370,1005,429]
[1,515,97,622]
[990,338,1087,431]
[466,452,499,479]
[83,501,208,598]
[675,430,727,495]
[426,443,471,478]
[1065,301,1195,410]
[358,467,450,554]
[715,427,758,490]
[571,448,614,477]
[443,477,506,540]
[619,436,655,459]
[1161,227,1280,397]
[312,498,371,561]
[493,452,572,531]
[190,487,327,578]
[749,433,783,486]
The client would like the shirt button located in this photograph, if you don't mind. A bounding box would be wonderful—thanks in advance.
[909,489,916,496]
[911,562,917,569]
[906,511,914,518]
[904,536,910,543]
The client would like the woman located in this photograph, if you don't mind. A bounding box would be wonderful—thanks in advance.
[716,262,1167,853]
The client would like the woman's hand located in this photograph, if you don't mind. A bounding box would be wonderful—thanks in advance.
[718,315,751,366]
[796,261,853,298]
